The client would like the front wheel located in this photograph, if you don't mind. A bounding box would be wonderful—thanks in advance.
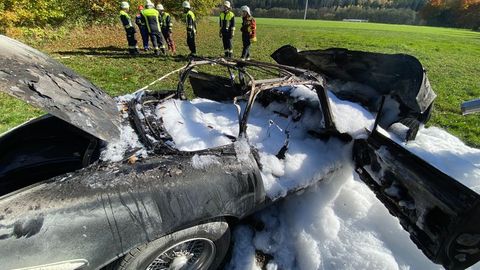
[118,220,230,270]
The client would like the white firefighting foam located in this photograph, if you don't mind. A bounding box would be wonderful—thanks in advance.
[105,85,480,269]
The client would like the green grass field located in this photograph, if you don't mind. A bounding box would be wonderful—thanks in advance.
[1,18,480,146]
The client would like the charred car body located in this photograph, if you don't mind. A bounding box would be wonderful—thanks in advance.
[0,35,479,270]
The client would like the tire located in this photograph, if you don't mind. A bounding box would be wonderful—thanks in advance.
[118,220,230,270]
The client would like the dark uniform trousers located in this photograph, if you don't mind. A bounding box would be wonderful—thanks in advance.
[187,32,196,55]
[222,32,233,57]
[126,28,137,54]
[241,34,251,59]
[135,14,149,50]
[151,32,166,52]
[185,10,197,55]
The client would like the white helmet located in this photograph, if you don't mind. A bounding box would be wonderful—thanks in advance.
[156,4,164,10]
[145,0,154,8]
[241,5,251,15]
[223,1,231,9]
[121,1,130,9]
[182,1,190,8]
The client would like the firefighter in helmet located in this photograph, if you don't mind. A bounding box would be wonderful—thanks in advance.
[219,1,235,58]
[157,4,176,55]
[119,2,139,55]
[142,1,166,56]
[183,1,197,56]
[240,5,257,60]
[135,5,150,51]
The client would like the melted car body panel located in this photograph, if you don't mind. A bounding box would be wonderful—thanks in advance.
[0,35,121,142]
[0,145,264,269]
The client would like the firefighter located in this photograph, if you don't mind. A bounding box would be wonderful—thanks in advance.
[135,5,149,51]
[157,4,176,55]
[142,1,166,56]
[219,1,235,58]
[119,2,139,55]
[183,1,197,56]
[240,6,256,60]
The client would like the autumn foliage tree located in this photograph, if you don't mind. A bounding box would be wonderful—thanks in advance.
[0,0,221,33]
[420,0,480,29]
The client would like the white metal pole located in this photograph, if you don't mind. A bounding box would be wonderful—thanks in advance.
[304,0,308,20]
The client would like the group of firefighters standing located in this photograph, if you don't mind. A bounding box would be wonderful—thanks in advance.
[119,1,257,60]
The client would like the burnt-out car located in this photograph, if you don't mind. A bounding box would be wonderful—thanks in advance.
[0,35,479,270]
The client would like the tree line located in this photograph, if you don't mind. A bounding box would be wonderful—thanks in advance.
[232,0,479,29]
[234,0,427,11]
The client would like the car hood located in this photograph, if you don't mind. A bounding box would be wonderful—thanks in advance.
[0,35,121,142]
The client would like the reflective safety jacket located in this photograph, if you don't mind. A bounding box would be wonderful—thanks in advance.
[142,8,161,33]
[184,10,196,34]
[160,12,173,33]
[120,10,135,33]
[219,10,235,34]
[241,16,256,41]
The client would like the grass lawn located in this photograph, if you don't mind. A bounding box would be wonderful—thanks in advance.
[1,18,479,146]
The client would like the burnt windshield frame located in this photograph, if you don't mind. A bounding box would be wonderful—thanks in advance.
[175,58,336,138]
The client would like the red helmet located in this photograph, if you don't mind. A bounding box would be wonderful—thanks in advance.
[138,5,144,10]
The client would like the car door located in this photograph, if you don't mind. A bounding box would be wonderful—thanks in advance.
[353,128,480,270]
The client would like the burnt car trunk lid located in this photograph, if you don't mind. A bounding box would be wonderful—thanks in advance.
[0,35,121,142]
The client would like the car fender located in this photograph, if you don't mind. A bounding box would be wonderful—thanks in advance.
[0,149,264,269]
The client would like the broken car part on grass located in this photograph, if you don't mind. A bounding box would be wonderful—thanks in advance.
[0,35,479,270]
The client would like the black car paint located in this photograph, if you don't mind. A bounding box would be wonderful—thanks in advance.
[0,140,264,269]
[0,35,121,142]
[0,115,101,196]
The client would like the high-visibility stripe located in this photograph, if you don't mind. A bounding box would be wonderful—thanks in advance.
[120,10,133,28]
[142,8,160,33]
[219,11,234,30]
[161,12,173,29]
